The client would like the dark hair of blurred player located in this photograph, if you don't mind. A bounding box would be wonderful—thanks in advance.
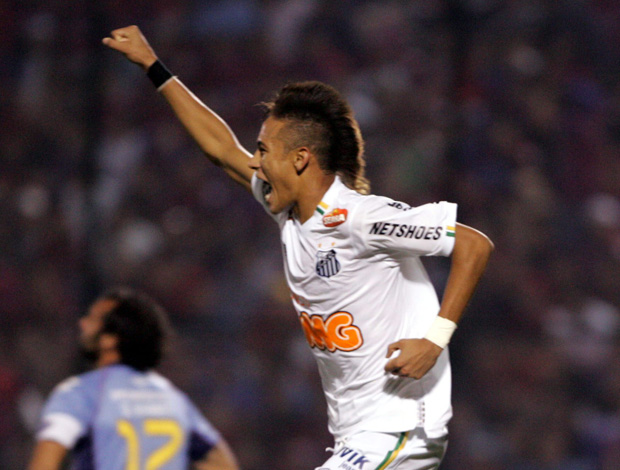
[84,287,170,371]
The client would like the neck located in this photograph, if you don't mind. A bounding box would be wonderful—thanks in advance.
[96,349,121,368]
[294,173,336,223]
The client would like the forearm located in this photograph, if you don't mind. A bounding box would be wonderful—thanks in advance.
[102,25,254,189]
[159,78,254,188]
[193,440,240,470]
[27,441,68,470]
[437,222,494,325]
[386,222,493,377]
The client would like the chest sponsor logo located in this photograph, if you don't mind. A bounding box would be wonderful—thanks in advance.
[299,311,363,352]
[322,208,348,227]
[316,249,341,278]
[369,222,443,240]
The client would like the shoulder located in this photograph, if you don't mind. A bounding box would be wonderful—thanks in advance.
[344,190,410,210]
[354,193,456,222]
[51,375,83,395]
[146,371,180,394]
[45,368,110,408]
[344,192,410,225]
[39,371,100,435]
[146,372,195,409]
[37,372,101,448]
[49,369,97,397]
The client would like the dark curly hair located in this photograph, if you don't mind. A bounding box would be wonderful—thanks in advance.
[98,287,171,371]
[264,81,370,194]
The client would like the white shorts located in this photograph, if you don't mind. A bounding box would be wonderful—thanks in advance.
[316,429,448,470]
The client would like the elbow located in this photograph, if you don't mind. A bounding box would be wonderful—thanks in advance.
[481,232,494,256]
[474,231,494,265]
[456,223,493,251]
[454,223,494,266]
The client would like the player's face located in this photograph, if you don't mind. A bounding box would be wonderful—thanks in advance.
[250,117,299,214]
[79,298,117,359]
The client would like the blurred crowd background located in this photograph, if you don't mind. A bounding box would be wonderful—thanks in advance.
[1,1,619,469]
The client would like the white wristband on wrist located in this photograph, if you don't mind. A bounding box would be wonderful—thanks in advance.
[424,316,457,349]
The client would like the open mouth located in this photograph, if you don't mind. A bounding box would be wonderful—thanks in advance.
[261,180,273,202]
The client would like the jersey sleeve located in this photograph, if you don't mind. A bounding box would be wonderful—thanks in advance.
[351,195,457,257]
[185,399,221,461]
[36,376,92,448]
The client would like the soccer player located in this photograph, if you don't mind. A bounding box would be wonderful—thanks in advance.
[103,26,494,469]
[28,287,239,470]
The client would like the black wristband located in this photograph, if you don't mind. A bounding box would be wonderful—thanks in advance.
[147,60,173,89]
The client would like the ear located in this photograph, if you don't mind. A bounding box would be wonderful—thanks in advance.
[99,333,118,352]
[293,147,311,174]
[97,333,121,367]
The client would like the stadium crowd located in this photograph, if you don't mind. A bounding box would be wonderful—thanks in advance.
[1,1,619,469]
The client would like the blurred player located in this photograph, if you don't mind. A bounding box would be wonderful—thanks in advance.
[103,26,494,469]
[28,287,239,470]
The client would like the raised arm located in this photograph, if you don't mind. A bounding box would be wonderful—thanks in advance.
[102,25,254,190]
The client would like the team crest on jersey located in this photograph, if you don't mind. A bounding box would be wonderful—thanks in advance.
[316,249,340,278]
[322,208,348,227]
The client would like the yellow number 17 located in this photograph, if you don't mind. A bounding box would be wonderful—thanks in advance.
[117,419,183,470]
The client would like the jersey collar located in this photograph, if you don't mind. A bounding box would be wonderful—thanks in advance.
[314,176,346,217]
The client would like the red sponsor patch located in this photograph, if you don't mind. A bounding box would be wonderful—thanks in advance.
[322,208,348,227]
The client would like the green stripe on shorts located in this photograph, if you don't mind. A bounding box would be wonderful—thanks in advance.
[375,431,409,470]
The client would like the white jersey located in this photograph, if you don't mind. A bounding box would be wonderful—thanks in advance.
[252,175,457,440]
